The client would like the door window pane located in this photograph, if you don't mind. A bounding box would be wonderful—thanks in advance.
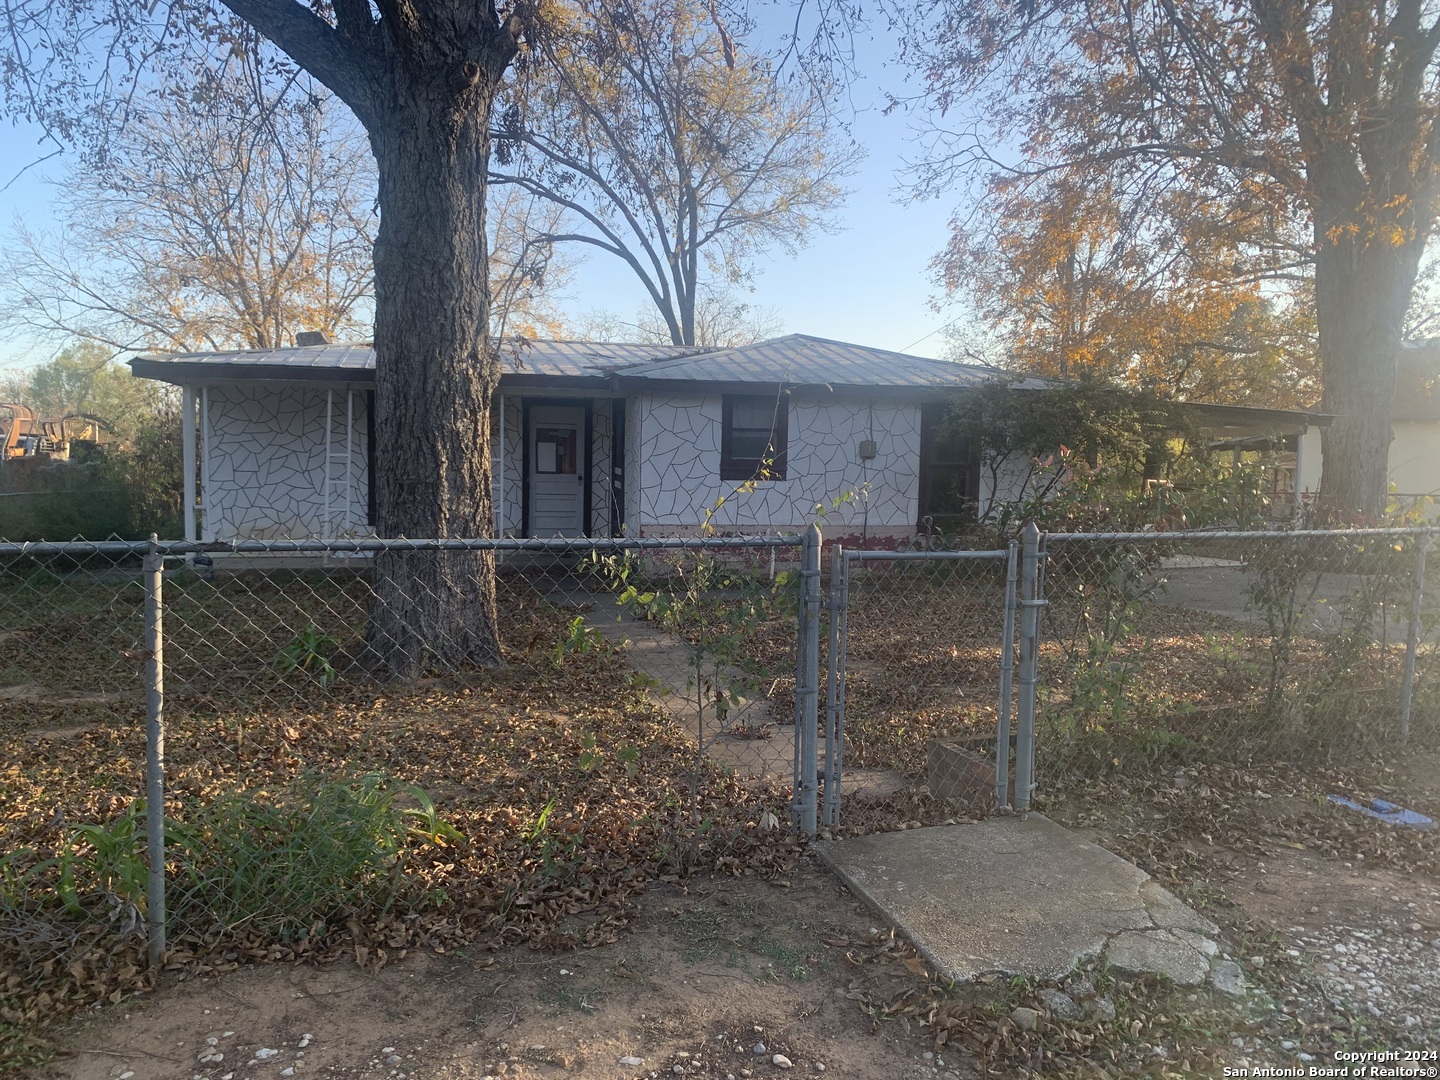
[535,427,577,474]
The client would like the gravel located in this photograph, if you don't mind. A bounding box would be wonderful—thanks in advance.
[1293,919,1440,1032]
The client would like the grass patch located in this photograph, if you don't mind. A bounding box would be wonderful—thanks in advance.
[535,980,606,1012]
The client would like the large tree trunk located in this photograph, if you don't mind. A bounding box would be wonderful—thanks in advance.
[1313,165,1427,519]
[206,3,522,679]
[363,69,503,678]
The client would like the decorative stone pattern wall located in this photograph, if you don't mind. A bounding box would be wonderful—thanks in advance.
[590,403,613,536]
[978,452,1041,519]
[201,385,926,542]
[634,391,921,534]
[624,396,644,533]
[203,384,369,541]
[502,400,525,536]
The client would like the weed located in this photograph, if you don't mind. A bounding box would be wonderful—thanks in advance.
[752,936,813,982]
[552,616,607,667]
[171,772,459,939]
[536,981,604,1012]
[29,773,461,942]
[272,624,340,689]
[0,1021,55,1076]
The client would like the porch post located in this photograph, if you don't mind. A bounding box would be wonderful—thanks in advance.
[181,386,197,543]
[200,387,212,542]
[496,394,506,537]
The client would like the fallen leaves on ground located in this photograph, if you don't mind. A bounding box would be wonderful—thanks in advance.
[0,578,802,1070]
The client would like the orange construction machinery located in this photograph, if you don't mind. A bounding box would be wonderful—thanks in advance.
[1,405,112,460]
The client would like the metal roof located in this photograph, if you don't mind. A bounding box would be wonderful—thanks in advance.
[128,335,1338,434]
[129,334,1032,390]
[129,339,702,381]
[127,337,1329,433]
[620,334,1048,389]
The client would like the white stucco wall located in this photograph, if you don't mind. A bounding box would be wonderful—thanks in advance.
[202,383,369,541]
[1389,421,1440,503]
[633,390,921,535]
[1296,425,1323,506]
[977,452,1039,518]
[1296,422,1439,515]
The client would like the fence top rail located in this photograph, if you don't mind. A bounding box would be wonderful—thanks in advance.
[0,534,805,558]
[1044,526,1440,543]
[845,548,1009,562]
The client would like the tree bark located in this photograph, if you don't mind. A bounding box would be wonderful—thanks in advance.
[354,21,516,679]
[1312,162,1428,520]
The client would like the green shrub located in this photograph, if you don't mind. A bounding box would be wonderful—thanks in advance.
[19,773,461,943]
[172,773,460,940]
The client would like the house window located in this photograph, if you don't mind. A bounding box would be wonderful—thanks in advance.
[721,394,788,481]
[918,402,979,529]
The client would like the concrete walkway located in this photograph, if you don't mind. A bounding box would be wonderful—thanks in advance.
[552,589,794,780]
[818,814,1244,993]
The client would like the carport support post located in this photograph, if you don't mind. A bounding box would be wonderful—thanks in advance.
[795,523,822,836]
[143,537,166,970]
[1014,523,1042,814]
[1400,534,1430,744]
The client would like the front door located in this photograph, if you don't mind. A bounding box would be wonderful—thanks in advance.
[528,406,586,536]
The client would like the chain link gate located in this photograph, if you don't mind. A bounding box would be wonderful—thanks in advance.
[820,528,1042,829]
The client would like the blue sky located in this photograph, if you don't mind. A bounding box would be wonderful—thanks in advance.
[550,88,966,359]
[0,20,966,370]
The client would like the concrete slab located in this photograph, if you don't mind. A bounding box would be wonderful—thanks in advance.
[817,815,1221,985]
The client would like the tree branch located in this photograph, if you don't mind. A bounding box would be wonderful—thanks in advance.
[215,0,377,124]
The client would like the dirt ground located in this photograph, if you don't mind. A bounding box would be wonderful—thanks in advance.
[1051,755,1440,1061]
[45,861,948,1080]
[38,792,1440,1080]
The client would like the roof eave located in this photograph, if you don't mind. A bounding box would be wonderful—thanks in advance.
[128,358,373,385]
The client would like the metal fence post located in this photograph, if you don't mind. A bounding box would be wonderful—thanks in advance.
[1014,523,1043,814]
[793,522,822,836]
[823,544,844,828]
[834,550,850,828]
[1400,534,1430,744]
[996,539,1019,808]
[143,536,166,970]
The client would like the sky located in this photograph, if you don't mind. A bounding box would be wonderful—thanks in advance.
[0,14,968,371]
[546,73,967,359]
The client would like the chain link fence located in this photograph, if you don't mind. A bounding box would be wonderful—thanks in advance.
[1034,528,1440,791]
[7,521,1440,1060]
[825,547,1016,825]
[817,526,1440,827]
[0,533,819,1051]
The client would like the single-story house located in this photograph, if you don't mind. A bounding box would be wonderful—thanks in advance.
[128,334,1325,544]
